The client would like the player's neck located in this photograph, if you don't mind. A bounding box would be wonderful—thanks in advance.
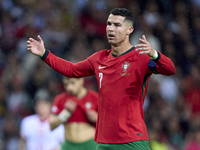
[39,115,49,122]
[111,42,133,56]
[76,87,87,99]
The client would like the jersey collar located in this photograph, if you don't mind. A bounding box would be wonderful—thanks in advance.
[111,47,135,57]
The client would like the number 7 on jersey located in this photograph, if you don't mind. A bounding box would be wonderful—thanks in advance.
[99,73,103,89]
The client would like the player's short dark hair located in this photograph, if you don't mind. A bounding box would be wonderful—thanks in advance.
[110,8,134,26]
[34,88,51,103]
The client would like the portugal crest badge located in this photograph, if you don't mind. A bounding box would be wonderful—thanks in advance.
[120,61,130,76]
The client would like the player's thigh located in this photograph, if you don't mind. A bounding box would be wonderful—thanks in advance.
[96,140,151,150]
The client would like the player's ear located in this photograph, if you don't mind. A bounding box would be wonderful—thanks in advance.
[127,26,134,35]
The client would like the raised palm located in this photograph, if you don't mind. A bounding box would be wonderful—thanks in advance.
[27,35,46,57]
[135,35,156,57]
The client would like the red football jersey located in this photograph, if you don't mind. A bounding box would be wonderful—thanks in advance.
[51,90,98,126]
[42,47,176,144]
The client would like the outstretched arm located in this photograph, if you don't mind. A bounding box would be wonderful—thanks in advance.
[135,35,176,75]
[27,35,46,57]
[27,35,95,78]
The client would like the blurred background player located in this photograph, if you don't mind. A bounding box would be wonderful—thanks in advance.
[50,76,99,150]
[19,88,64,150]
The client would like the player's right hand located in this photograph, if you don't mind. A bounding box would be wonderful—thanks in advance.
[27,35,46,57]
[64,100,77,113]
[86,110,98,123]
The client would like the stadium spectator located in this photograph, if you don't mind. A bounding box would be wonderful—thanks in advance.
[19,88,64,150]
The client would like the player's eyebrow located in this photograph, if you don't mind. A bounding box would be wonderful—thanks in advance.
[107,21,122,26]
[114,22,122,26]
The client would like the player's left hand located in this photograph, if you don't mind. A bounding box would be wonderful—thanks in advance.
[86,110,98,123]
[27,35,46,57]
[135,35,156,58]
[65,100,77,114]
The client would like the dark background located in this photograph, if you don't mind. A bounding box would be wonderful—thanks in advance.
[0,0,200,149]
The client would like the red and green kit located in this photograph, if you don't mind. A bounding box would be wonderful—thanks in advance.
[52,90,98,126]
[42,47,175,144]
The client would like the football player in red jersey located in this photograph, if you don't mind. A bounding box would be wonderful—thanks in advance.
[49,76,98,150]
[27,8,175,150]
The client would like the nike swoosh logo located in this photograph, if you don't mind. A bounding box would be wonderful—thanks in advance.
[98,65,106,69]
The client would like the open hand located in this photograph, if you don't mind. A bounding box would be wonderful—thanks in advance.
[27,35,46,57]
[135,35,156,58]
[64,100,77,113]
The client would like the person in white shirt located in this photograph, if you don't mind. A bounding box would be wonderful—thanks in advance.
[19,88,65,150]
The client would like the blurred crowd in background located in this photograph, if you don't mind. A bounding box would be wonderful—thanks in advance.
[0,0,200,149]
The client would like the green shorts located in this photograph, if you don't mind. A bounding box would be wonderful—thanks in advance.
[61,139,97,150]
[96,140,151,150]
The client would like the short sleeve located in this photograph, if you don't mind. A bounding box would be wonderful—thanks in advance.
[51,96,64,115]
